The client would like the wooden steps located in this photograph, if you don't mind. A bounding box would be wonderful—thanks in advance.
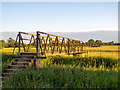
[2,53,37,82]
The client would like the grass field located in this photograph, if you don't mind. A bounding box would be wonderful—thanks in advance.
[87,51,119,59]
[85,45,119,59]
[3,66,118,88]
[85,45,119,52]
[2,56,119,88]
[1,45,119,59]
[1,45,119,88]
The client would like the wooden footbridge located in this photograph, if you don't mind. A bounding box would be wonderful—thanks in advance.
[2,31,86,81]
[12,31,85,56]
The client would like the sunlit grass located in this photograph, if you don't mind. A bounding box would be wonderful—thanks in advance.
[40,55,119,72]
[2,46,119,88]
[3,66,118,88]
[87,51,119,59]
[1,45,119,60]
[85,45,119,51]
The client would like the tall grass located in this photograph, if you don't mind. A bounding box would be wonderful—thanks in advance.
[41,55,119,72]
[2,55,119,88]
[1,46,119,88]
[2,53,15,72]
[2,66,118,88]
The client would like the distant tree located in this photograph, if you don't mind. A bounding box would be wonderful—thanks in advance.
[88,39,95,46]
[7,38,16,47]
[85,42,89,46]
[83,42,86,46]
[0,40,8,48]
[103,42,110,46]
[95,40,102,46]
[109,41,114,45]
[88,39,94,43]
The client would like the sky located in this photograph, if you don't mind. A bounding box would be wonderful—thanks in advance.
[2,2,118,32]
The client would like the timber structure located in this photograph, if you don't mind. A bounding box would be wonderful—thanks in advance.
[2,31,86,82]
[12,31,85,56]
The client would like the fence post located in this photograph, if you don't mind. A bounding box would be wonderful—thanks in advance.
[36,31,39,56]
[19,32,21,55]
[81,42,84,51]
[68,39,70,55]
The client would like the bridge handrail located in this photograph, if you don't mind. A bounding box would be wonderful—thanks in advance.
[12,31,84,56]
[37,31,83,42]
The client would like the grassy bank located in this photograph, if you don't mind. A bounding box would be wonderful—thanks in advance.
[41,55,119,72]
[3,66,119,88]
[2,55,119,88]
[1,46,119,88]
[2,53,15,72]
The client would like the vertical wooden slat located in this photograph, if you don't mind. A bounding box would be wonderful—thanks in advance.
[70,40,72,52]
[19,32,21,55]
[56,37,59,52]
[12,34,19,55]
[36,31,39,55]
[78,41,80,52]
[32,35,35,46]
[39,36,43,55]
[72,40,74,52]
[44,34,49,52]
[68,39,70,55]
[73,40,75,53]
[76,41,79,53]
[65,39,67,53]
[81,42,84,51]
[49,38,53,54]
[21,36,26,53]
[27,35,33,52]
[60,38,64,53]
[79,41,81,52]
[48,38,51,52]
[42,37,46,54]
[52,36,57,54]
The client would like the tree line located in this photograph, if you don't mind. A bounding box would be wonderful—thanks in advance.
[0,38,119,49]
[83,39,117,47]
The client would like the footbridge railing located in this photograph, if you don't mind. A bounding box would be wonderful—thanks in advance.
[13,31,85,56]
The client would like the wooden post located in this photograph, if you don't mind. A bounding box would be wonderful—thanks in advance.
[36,31,39,56]
[81,42,84,51]
[19,32,21,55]
[68,39,70,55]
[36,59,42,68]
[78,41,80,52]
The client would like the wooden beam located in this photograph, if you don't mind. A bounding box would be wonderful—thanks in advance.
[27,35,33,52]
[68,39,70,55]
[19,32,21,55]
[20,32,36,36]
[37,31,83,42]
[36,31,39,55]
[12,34,19,55]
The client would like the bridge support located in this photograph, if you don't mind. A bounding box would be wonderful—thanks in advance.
[35,59,42,68]
[36,31,39,56]
[19,32,21,55]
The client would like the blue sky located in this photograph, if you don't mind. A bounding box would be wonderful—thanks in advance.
[2,2,118,32]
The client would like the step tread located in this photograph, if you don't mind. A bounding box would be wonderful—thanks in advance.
[5,69,18,70]
[10,65,28,67]
[13,55,36,58]
[2,72,17,75]
[2,77,8,78]
[13,61,30,63]
[20,53,37,55]
[2,73,11,75]
[15,58,31,60]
